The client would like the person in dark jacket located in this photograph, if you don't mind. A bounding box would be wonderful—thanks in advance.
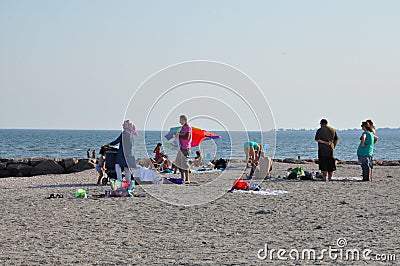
[107,120,138,181]
[315,119,339,181]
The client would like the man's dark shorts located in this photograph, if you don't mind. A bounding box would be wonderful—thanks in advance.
[318,156,336,172]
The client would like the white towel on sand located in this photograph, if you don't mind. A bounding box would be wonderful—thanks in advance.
[230,189,288,195]
[134,167,161,184]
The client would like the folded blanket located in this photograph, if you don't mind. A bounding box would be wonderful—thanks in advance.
[134,167,162,184]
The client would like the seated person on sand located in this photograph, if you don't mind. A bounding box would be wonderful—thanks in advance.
[247,152,272,179]
[191,151,204,167]
[150,143,166,166]
[162,155,171,170]
[244,142,262,168]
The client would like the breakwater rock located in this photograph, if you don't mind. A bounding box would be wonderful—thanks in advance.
[0,158,96,178]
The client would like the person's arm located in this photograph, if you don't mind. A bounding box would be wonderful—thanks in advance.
[316,139,330,145]
[101,158,105,170]
[361,133,366,148]
[333,133,339,147]
[109,133,122,146]
[315,130,328,145]
[373,131,378,144]
[333,139,339,147]
[180,131,191,140]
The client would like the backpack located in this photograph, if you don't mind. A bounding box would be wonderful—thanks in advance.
[291,167,305,178]
[213,158,227,169]
[300,171,313,180]
[231,178,250,190]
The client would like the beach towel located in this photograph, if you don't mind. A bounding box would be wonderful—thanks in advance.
[229,189,288,195]
[191,168,220,173]
[161,168,173,174]
[166,177,185,184]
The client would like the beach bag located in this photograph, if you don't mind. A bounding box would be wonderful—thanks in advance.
[287,172,298,180]
[231,178,250,190]
[110,179,135,197]
[300,171,312,180]
[291,167,305,178]
[213,158,227,169]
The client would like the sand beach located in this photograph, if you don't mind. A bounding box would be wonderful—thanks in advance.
[0,161,398,265]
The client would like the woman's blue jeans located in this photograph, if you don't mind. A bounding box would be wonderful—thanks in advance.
[358,156,373,181]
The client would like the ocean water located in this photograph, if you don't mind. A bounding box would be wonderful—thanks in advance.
[0,129,399,161]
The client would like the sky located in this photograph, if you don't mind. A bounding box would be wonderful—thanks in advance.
[1,0,399,131]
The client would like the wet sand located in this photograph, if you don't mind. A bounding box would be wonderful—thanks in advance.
[0,162,398,265]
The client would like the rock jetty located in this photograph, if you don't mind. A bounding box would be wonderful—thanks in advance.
[0,158,96,178]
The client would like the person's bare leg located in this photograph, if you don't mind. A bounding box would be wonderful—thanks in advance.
[249,146,255,162]
[185,171,190,183]
[97,170,103,184]
[244,147,250,167]
[328,171,334,181]
[322,171,328,181]
[248,160,256,178]
[370,169,373,182]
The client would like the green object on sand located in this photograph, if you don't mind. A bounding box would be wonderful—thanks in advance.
[75,189,87,198]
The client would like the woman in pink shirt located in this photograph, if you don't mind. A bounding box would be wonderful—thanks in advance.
[150,143,166,166]
[176,115,192,183]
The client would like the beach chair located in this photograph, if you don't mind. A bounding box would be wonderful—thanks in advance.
[254,153,272,179]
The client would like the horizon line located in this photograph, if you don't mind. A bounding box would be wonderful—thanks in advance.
[0,127,399,131]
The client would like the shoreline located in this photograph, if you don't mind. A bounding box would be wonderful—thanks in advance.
[0,157,399,179]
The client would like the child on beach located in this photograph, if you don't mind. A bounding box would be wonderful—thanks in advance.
[357,121,375,182]
[96,146,106,184]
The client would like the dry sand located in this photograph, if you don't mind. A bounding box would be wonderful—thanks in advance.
[0,162,399,265]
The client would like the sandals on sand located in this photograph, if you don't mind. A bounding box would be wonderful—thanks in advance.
[47,194,63,199]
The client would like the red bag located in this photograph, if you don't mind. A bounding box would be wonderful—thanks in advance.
[231,178,250,190]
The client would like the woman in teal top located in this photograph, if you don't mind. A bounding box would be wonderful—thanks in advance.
[357,121,375,182]
[244,142,262,168]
